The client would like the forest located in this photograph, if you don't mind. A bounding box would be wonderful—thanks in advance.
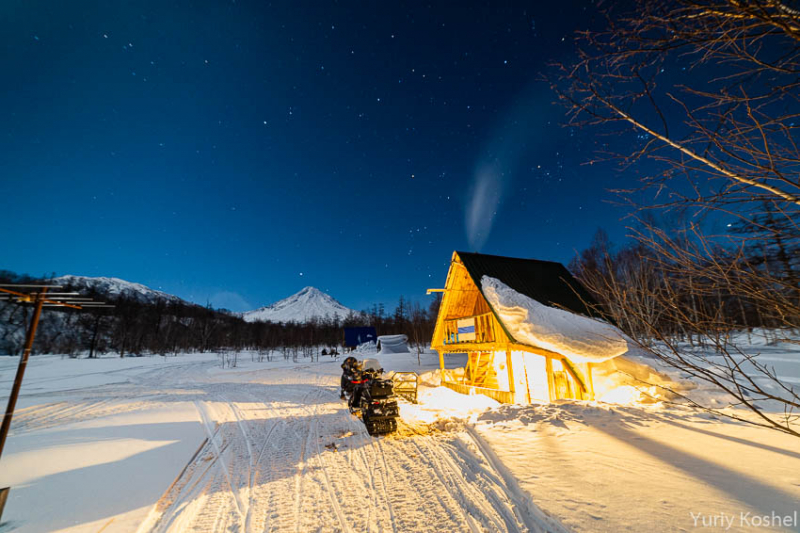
[0,270,441,359]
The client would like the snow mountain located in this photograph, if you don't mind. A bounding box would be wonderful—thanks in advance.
[53,275,185,304]
[242,286,357,323]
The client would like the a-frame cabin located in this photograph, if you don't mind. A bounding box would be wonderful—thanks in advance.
[431,251,609,404]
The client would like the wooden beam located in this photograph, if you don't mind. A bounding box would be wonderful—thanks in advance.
[435,341,507,353]
[507,342,563,359]
[585,363,595,400]
[560,358,587,398]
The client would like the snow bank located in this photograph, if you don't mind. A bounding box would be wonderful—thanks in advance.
[472,397,800,532]
[377,334,409,354]
[591,353,690,404]
[399,385,500,425]
[482,276,628,363]
[354,340,377,355]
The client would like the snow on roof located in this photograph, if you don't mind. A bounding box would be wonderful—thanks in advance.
[481,276,628,363]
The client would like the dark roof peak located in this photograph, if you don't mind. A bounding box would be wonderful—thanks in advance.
[456,251,564,267]
[453,251,604,320]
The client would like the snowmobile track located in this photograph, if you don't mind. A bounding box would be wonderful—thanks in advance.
[136,365,567,533]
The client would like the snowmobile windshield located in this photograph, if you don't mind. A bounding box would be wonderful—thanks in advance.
[361,358,382,373]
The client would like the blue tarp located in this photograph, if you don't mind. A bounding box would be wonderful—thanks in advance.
[343,327,377,348]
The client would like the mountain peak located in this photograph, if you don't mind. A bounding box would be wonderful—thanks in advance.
[298,286,321,295]
[53,275,183,304]
[242,286,356,323]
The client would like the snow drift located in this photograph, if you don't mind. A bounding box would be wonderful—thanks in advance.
[481,276,628,363]
[377,334,409,354]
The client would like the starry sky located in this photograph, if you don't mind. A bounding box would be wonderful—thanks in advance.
[0,0,633,312]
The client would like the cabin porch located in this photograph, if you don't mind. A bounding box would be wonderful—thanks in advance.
[439,348,593,404]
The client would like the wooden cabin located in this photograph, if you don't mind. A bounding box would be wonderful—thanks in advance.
[430,251,609,404]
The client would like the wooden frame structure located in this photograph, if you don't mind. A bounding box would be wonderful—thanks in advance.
[430,252,596,404]
[0,284,113,522]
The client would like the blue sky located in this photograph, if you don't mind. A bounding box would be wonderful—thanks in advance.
[0,1,634,312]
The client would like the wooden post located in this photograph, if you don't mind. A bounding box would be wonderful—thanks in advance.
[0,289,47,523]
[505,346,515,401]
[585,363,595,400]
[438,350,445,382]
[545,356,556,402]
[521,354,532,404]
[0,289,46,459]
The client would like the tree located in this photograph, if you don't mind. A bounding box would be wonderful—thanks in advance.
[408,302,428,365]
[556,0,800,436]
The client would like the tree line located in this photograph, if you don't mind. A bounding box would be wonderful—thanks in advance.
[0,270,441,358]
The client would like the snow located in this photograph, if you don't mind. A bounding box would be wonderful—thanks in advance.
[241,286,357,323]
[53,275,183,304]
[0,350,556,532]
[399,386,500,425]
[1,336,798,532]
[588,350,690,403]
[353,340,377,355]
[376,334,409,354]
[482,276,629,363]
[472,401,800,532]
[2,406,204,533]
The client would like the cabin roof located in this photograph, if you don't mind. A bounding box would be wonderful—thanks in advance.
[455,251,604,320]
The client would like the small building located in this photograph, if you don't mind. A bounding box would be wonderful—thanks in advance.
[343,326,377,349]
[430,251,628,404]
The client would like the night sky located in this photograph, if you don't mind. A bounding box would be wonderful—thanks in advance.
[1,1,632,312]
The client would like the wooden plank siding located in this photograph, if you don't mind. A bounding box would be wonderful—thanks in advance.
[431,253,510,351]
[440,381,514,404]
[441,312,498,345]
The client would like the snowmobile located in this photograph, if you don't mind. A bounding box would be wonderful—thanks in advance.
[343,358,399,436]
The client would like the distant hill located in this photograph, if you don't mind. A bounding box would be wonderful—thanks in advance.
[242,286,357,323]
[53,275,185,304]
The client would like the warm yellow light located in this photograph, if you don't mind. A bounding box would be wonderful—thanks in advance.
[598,385,659,405]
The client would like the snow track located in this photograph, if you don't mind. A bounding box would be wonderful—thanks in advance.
[134,365,564,533]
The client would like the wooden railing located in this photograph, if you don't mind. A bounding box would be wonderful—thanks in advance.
[442,312,497,344]
[441,379,515,404]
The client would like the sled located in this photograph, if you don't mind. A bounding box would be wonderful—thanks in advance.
[392,372,420,404]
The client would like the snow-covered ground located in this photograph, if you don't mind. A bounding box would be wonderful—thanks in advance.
[0,337,798,532]
[0,352,559,533]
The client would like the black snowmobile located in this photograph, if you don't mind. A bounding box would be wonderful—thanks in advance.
[342,358,399,436]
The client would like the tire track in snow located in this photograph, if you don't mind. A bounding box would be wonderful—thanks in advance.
[408,437,487,532]
[140,426,232,533]
[464,424,571,533]
[135,360,570,533]
[343,401,396,532]
[194,401,247,525]
[297,376,355,533]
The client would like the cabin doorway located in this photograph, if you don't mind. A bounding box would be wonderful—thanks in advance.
[551,358,581,400]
